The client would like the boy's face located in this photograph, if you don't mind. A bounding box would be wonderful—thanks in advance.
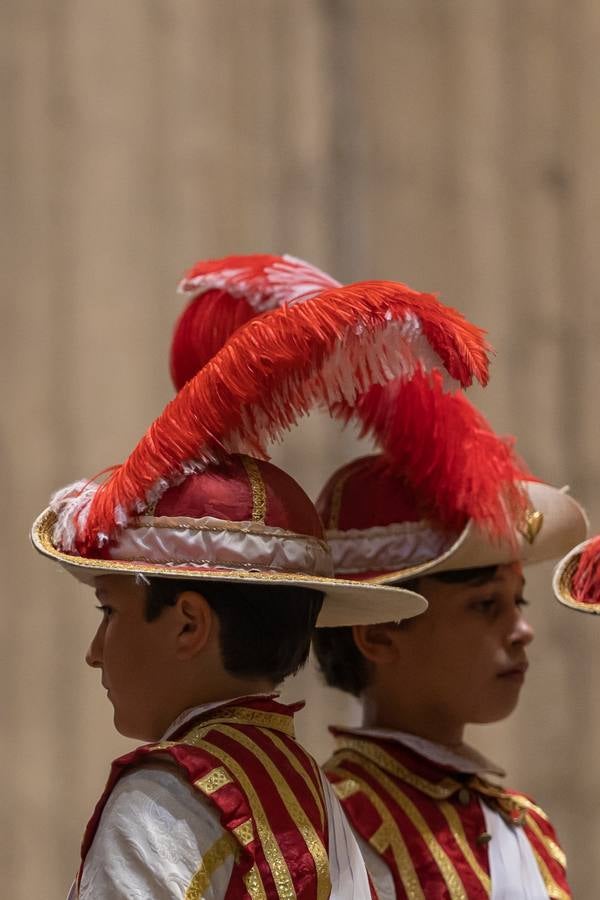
[364,563,534,731]
[86,574,181,741]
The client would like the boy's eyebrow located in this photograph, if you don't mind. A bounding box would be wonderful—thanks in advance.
[94,587,107,600]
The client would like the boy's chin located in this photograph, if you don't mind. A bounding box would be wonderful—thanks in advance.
[113,711,157,743]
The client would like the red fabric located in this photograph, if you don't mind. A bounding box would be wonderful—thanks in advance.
[155,457,254,521]
[171,289,255,391]
[79,697,328,899]
[325,731,571,899]
[317,455,425,531]
[153,456,324,538]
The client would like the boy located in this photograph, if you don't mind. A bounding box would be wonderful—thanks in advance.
[33,275,484,899]
[313,377,587,899]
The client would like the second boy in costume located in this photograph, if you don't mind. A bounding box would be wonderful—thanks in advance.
[313,373,587,899]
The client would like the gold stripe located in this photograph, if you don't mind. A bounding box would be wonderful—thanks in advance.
[507,791,549,821]
[241,455,267,522]
[244,863,267,900]
[233,820,255,847]
[216,725,331,900]
[533,849,571,900]
[183,706,295,738]
[334,737,459,799]
[438,801,491,893]
[332,777,360,801]
[326,466,356,530]
[329,764,424,900]
[192,734,296,899]
[526,814,567,871]
[340,752,468,900]
[261,729,326,831]
[194,766,233,795]
[371,823,391,855]
[185,833,237,900]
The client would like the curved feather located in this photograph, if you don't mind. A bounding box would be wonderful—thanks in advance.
[63,281,489,553]
[352,371,532,539]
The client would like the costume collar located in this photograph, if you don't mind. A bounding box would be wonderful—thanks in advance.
[340,725,505,778]
[163,693,300,741]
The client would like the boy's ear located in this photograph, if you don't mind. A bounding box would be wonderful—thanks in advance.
[352,622,401,665]
[173,590,215,659]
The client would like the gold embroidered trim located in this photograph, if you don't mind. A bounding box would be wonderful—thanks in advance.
[241,455,267,523]
[183,706,295,739]
[195,766,233,795]
[533,849,571,900]
[338,752,468,900]
[261,729,326,831]
[185,833,237,900]
[370,823,391,855]
[526,814,567,870]
[329,764,424,900]
[193,733,295,899]
[438,801,491,893]
[234,820,255,847]
[244,862,267,900]
[217,725,331,900]
[500,791,549,822]
[333,737,460,799]
[327,466,356,530]
[332,778,360,801]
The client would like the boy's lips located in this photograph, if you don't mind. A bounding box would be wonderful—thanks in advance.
[497,661,529,679]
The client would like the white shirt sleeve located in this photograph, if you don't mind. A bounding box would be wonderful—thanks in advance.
[482,800,549,900]
[77,766,234,900]
[320,774,374,900]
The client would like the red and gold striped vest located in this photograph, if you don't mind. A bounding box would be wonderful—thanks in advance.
[79,697,331,899]
[325,730,570,900]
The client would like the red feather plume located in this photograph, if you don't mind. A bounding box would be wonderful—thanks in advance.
[351,371,532,540]
[172,253,341,390]
[572,536,600,605]
[57,281,489,554]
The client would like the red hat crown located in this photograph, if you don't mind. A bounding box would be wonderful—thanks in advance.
[154,455,324,539]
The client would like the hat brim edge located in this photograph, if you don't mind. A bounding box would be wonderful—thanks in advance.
[31,507,428,628]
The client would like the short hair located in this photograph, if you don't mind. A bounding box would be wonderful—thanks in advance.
[312,566,499,696]
[146,577,324,685]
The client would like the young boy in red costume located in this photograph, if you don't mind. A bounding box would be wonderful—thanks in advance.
[33,264,489,899]
[312,373,587,899]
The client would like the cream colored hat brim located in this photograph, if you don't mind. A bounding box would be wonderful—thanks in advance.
[367,482,589,585]
[552,538,600,614]
[31,508,427,628]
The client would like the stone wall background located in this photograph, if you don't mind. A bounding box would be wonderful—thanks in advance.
[2,1,599,896]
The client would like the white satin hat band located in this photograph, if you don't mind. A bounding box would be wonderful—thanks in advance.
[108,515,334,578]
[327,483,589,583]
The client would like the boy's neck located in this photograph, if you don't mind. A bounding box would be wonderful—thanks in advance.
[361,694,465,748]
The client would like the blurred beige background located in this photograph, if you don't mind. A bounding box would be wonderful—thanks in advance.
[2,1,600,897]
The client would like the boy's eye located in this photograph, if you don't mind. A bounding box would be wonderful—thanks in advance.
[470,598,496,614]
[516,597,529,608]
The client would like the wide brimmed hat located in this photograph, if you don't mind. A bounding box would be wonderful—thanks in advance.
[319,463,587,583]
[315,371,588,583]
[553,536,600,614]
[33,266,490,626]
[32,456,426,627]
